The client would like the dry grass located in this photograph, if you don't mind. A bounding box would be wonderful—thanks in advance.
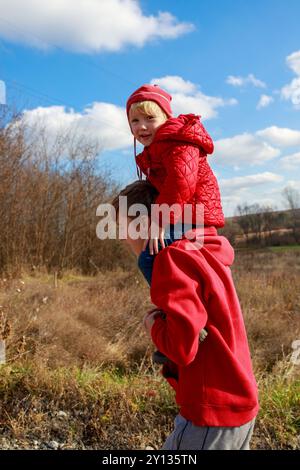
[0,363,176,449]
[1,268,151,369]
[0,247,299,449]
[233,249,300,372]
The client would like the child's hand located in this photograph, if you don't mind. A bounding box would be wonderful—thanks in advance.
[199,328,208,342]
[143,222,165,255]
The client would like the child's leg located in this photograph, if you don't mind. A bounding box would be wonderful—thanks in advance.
[137,238,174,365]
[137,242,154,286]
[137,234,176,286]
[162,414,256,450]
[138,228,207,363]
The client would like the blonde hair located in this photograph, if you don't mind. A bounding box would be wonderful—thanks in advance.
[129,101,167,120]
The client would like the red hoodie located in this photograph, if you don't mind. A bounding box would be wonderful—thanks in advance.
[135,114,225,228]
[150,227,259,427]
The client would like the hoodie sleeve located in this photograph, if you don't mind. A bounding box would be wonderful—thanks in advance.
[197,120,214,155]
[150,245,208,367]
[152,143,199,227]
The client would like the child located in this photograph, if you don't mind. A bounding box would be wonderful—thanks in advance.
[126,83,224,279]
[112,180,259,450]
[126,84,222,360]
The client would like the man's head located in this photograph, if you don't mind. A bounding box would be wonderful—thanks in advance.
[111,180,158,256]
[126,84,172,146]
[111,180,158,217]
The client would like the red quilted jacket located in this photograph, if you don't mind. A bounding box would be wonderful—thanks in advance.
[135,114,225,228]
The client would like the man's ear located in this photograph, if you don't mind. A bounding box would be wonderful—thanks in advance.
[139,214,150,237]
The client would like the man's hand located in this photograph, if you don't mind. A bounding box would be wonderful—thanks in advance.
[143,310,157,336]
[143,222,165,255]
[143,309,164,336]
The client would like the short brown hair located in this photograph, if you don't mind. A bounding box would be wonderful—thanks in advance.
[111,180,158,218]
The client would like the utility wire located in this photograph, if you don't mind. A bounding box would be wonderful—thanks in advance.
[0,15,139,87]
[1,74,131,136]
[0,15,140,153]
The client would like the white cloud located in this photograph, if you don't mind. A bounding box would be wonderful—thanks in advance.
[257,94,274,109]
[220,172,283,193]
[0,80,6,105]
[286,50,300,75]
[226,76,244,87]
[0,0,194,53]
[280,152,300,171]
[20,102,132,152]
[151,76,238,120]
[281,78,300,108]
[256,126,300,147]
[214,133,280,166]
[219,173,285,216]
[285,180,300,191]
[281,50,300,109]
[226,74,266,88]
[151,76,197,94]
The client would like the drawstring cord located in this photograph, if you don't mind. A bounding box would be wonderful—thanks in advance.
[134,137,143,180]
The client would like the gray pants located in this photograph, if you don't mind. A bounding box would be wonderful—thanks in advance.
[162,414,256,450]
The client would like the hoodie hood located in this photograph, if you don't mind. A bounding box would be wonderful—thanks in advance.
[182,227,234,267]
[153,114,214,155]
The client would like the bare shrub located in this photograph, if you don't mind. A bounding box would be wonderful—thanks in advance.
[0,106,124,276]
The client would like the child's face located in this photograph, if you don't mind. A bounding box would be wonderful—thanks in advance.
[129,107,167,146]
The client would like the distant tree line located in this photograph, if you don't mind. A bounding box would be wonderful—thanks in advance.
[220,189,300,248]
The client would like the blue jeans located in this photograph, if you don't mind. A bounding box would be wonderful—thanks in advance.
[138,223,194,286]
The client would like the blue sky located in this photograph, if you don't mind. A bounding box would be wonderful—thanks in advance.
[0,0,300,216]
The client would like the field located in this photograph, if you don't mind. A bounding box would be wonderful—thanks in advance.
[0,247,299,450]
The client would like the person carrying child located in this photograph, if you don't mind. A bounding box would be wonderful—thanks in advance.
[111,180,259,450]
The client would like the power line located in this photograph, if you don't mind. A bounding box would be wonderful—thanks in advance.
[0,15,138,88]
[2,74,131,136]
[0,14,140,136]
[1,74,137,177]
[0,14,142,160]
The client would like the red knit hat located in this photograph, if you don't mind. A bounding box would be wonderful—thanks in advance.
[126,84,173,119]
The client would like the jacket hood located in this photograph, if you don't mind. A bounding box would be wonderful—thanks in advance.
[183,227,234,267]
[153,114,214,154]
